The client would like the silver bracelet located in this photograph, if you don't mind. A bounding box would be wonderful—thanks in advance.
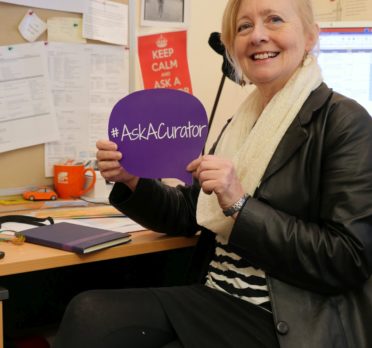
[222,193,250,217]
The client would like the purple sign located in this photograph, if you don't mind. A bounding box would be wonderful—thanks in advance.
[108,89,208,184]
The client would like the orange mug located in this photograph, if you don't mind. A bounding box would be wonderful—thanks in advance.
[54,164,96,199]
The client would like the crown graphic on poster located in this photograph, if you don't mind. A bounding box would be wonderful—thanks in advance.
[156,35,168,48]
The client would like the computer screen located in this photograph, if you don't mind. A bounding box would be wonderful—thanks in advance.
[317,22,372,116]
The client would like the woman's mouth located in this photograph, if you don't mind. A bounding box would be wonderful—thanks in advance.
[251,52,279,60]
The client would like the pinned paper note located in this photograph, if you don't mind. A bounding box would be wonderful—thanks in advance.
[47,17,87,43]
[18,9,47,42]
[108,89,208,185]
[83,0,128,45]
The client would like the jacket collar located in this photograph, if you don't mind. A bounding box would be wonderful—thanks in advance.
[296,82,333,126]
[260,83,333,184]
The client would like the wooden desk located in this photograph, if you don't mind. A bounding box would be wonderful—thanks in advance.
[0,230,198,277]
[0,206,199,347]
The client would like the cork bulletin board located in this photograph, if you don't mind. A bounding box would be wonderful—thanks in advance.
[0,0,129,190]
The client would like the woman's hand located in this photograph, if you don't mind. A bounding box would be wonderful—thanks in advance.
[96,139,139,191]
[187,155,245,211]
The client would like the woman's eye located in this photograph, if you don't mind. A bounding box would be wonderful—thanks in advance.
[269,16,283,24]
[237,23,253,33]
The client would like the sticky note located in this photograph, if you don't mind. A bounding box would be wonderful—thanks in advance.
[18,9,47,42]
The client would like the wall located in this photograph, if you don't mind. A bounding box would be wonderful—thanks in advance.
[0,0,249,192]
[2,0,371,192]
[0,0,129,192]
[133,0,249,153]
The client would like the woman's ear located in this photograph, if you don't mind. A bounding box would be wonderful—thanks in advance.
[306,23,319,51]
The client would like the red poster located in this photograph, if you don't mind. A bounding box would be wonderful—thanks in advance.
[138,31,192,94]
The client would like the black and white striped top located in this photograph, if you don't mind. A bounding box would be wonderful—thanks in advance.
[205,235,272,312]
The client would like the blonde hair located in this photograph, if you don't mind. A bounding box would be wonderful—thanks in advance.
[220,0,243,82]
[221,0,318,83]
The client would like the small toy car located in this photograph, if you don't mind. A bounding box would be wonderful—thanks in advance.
[23,187,58,201]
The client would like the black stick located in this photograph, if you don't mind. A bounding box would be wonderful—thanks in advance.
[202,74,226,155]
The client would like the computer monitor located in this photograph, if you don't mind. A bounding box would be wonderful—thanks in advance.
[317,22,372,116]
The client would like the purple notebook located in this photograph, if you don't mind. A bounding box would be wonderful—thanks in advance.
[23,222,131,254]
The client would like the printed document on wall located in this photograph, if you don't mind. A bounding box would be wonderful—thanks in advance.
[44,43,129,176]
[312,0,372,21]
[342,0,372,21]
[0,41,59,153]
[0,0,86,13]
[83,0,128,46]
[313,0,341,21]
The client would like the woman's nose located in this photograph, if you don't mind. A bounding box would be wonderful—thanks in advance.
[250,23,269,45]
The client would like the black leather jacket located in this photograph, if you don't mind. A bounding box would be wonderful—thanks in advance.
[110,83,372,348]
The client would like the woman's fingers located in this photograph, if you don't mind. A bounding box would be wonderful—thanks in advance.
[96,139,123,181]
[98,158,121,172]
[190,155,244,209]
[95,139,139,190]
[187,156,204,180]
[96,140,121,162]
[96,139,117,151]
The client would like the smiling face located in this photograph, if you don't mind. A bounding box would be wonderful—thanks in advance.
[233,0,316,100]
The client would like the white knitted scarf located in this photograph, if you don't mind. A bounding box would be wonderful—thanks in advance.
[196,55,322,239]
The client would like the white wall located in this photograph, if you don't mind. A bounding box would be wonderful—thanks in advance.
[132,0,250,152]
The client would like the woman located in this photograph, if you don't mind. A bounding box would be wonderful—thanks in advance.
[53,0,372,347]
